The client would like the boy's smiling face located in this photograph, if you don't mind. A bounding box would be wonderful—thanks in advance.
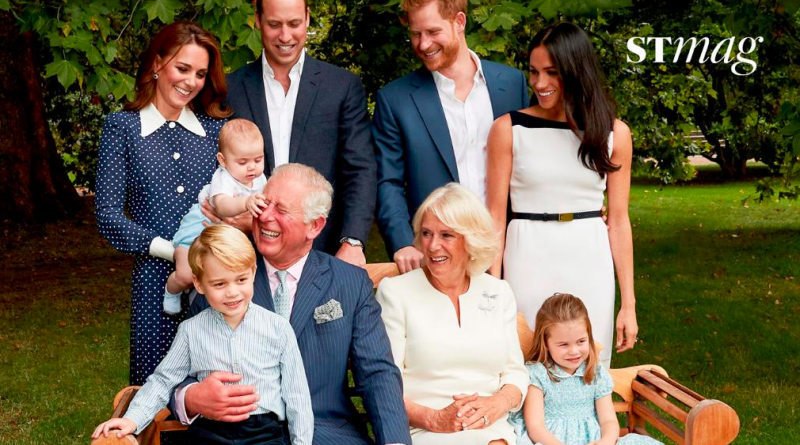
[192,253,256,329]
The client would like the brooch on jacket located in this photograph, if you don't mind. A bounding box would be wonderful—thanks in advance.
[478,291,498,314]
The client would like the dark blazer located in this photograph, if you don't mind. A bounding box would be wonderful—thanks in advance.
[187,250,411,445]
[372,61,530,256]
[226,57,377,254]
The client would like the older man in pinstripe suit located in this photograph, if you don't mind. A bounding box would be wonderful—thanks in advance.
[173,164,411,445]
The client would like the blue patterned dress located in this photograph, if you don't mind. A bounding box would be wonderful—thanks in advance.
[509,362,662,445]
[96,108,224,385]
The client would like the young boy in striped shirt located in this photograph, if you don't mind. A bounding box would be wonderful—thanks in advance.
[92,224,314,444]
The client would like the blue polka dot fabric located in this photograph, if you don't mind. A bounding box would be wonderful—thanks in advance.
[95,109,224,385]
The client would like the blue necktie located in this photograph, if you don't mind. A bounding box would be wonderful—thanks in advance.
[274,270,291,320]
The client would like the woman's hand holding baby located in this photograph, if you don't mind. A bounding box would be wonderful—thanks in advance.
[91,418,136,440]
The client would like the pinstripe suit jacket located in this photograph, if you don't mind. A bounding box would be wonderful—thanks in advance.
[186,250,411,445]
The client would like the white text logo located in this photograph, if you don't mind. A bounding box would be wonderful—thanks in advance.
[626,36,764,76]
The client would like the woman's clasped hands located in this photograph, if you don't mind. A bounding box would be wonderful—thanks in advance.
[427,392,512,433]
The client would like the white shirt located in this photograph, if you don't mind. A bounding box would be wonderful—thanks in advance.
[262,49,306,167]
[199,167,267,209]
[432,51,494,203]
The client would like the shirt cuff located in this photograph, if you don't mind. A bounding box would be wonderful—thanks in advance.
[174,382,201,425]
[149,236,175,262]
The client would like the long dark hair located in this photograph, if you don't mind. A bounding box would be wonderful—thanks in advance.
[529,22,618,177]
[124,22,231,119]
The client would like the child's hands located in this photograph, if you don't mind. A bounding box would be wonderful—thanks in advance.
[246,194,267,218]
[91,417,137,439]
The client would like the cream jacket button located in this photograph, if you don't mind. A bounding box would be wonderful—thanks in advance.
[173,152,180,160]
[168,122,176,129]
[177,185,185,194]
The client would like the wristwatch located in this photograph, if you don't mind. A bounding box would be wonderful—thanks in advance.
[339,237,364,251]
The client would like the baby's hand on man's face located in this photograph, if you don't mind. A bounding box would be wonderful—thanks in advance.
[246,194,267,218]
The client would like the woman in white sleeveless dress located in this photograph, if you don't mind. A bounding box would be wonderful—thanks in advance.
[486,22,638,367]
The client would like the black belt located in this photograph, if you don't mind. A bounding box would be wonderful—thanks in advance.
[512,210,602,222]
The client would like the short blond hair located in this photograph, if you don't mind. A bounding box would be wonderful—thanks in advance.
[188,224,256,281]
[219,118,263,156]
[268,163,333,223]
[401,0,466,21]
[412,183,499,276]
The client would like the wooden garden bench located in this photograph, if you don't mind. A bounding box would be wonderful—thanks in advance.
[91,263,739,445]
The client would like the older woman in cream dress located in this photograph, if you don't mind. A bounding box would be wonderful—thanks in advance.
[376,183,528,445]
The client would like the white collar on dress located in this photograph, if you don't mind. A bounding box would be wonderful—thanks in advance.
[139,103,206,138]
[549,362,588,379]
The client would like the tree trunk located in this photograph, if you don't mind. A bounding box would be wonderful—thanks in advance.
[0,11,83,221]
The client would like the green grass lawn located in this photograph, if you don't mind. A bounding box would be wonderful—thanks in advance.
[1,181,798,444]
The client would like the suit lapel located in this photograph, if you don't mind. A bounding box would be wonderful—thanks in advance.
[243,61,277,173]
[410,69,459,182]
[288,57,321,163]
[253,254,275,312]
[483,62,512,119]
[290,250,331,339]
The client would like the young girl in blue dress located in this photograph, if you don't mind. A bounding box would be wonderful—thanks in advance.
[508,294,661,445]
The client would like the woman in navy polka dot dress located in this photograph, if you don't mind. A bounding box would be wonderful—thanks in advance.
[95,22,231,385]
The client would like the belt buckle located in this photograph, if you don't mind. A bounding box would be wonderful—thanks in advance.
[558,213,574,222]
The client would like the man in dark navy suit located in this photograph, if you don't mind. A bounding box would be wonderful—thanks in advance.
[174,164,411,445]
[226,0,376,267]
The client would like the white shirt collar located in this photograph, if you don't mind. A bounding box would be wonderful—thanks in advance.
[432,50,486,91]
[139,103,206,138]
[262,48,306,80]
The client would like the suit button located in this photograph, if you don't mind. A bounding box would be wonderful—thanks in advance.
[177,185,185,194]
[168,122,176,129]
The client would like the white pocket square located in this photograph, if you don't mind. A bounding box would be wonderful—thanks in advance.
[314,299,343,324]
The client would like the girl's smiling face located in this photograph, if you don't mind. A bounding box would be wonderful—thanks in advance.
[545,320,592,375]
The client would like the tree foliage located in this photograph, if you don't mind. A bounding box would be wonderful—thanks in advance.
[598,0,800,189]
[3,0,799,201]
